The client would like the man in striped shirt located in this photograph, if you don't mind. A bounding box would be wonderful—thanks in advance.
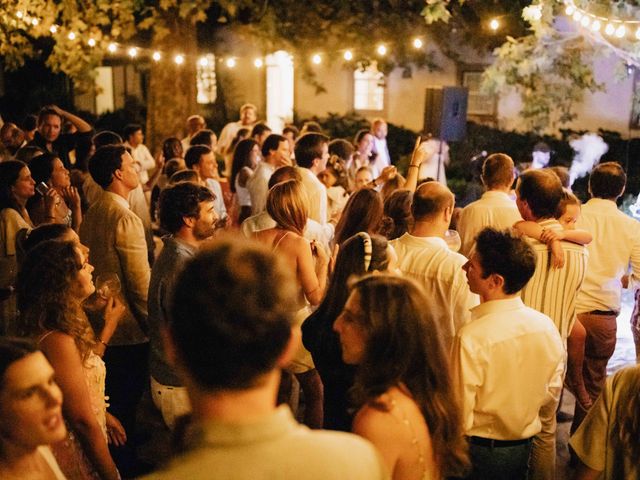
[515,169,588,480]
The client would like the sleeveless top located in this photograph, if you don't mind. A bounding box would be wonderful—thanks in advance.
[39,331,108,480]
[235,173,252,207]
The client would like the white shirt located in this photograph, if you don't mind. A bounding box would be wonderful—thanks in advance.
[247,161,275,215]
[126,142,156,184]
[417,139,449,185]
[299,168,328,224]
[389,233,479,348]
[205,178,227,219]
[452,297,564,440]
[457,190,522,257]
[520,219,588,341]
[576,198,640,314]
[371,137,391,171]
[217,120,254,155]
[241,211,334,250]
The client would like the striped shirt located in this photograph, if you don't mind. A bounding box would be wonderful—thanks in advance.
[520,219,588,341]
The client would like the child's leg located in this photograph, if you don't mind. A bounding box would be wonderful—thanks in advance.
[567,318,591,434]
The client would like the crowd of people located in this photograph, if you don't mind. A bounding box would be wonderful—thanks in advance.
[0,103,639,480]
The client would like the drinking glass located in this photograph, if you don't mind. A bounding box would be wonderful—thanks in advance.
[95,273,121,300]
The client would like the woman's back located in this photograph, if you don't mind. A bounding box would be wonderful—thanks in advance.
[353,386,439,480]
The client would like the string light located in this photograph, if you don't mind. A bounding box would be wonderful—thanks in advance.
[376,44,387,56]
[226,57,236,68]
[107,43,117,53]
[16,11,24,19]
[636,28,640,40]
[412,38,423,49]
[565,0,640,41]
[572,11,582,22]
[128,47,138,58]
[312,53,322,65]
[152,51,161,62]
[49,25,58,34]
[605,23,615,36]
[67,32,76,40]
[31,18,39,26]
[616,25,626,38]
[88,38,96,47]
[591,20,601,32]
[580,16,590,28]
[198,56,209,67]
[343,50,353,61]
[253,58,263,68]
[174,54,185,65]
[565,5,576,16]
[489,18,500,31]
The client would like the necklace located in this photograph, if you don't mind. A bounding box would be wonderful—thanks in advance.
[389,396,428,480]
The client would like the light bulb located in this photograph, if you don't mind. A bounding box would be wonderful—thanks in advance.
[591,20,601,32]
[605,23,615,36]
[152,51,161,62]
[413,38,423,49]
[174,54,185,65]
[254,58,263,68]
[49,24,58,34]
[377,44,387,56]
[565,5,575,16]
[616,25,626,38]
[312,54,322,65]
[198,57,209,67]
[226,57,236,68]
[128,47,138,58]
[88,38,96,47]
[108,43,117,53]
[343,50,353,61]
[489,18,500,31]
[67,31,76,40]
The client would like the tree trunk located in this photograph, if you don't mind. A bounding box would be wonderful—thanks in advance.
[146,13,198,152]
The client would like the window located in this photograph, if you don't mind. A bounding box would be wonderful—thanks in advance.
[461,71,495,116]
[197,54,217,104]
[354,62,384,111]
[95,67,114,114]
[266,51,294,133]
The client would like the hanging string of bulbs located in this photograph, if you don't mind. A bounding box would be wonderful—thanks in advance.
[564,0,640,39]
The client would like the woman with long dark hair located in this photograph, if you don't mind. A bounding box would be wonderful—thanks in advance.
[333,187,384,245]
[230,138,259,224]
[17,240,126,480]
[303,232,396,431]
[334,274,469,479]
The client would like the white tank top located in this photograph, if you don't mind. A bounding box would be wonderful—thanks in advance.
[235,174,252,207]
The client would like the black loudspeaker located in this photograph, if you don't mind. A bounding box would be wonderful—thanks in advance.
[423,87,468,142]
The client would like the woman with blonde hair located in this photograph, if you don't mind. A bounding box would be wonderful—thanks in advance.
[17,240,126,480]
[334,274,469,479]
[254,179,329,428]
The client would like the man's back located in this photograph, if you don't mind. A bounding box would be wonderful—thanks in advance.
[576,198,640,313]
[457,191,521,257]
[143,406,387,480]
[247,162,274,215]
[80,191,150,345]
[520,219,588,341]
[390,233,478,347]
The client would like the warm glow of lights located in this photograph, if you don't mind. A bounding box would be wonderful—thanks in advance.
[49,24,58,34]
[152,51,162,62]
[16,11,24,19]
[343,50,353,61]
[489,18,500,31]
[605,23,615,36]
[254,58,263,68]
[312,53,322,65]
[572,11,582,22]
[88,38,96,47]
[67,31,76,40]
[198,56,209,67]
[376,44,387,56]
[616,25,626,38]
[174,54,185,65]
[591,20,601,32]
[31,18,39,26]
[108,43,117,53]
[636,28,640,40]
[128,47,138,58]
[413,38,423,49]
[226,57,236,68]
[580,16,590,27]
[565,5,576,16]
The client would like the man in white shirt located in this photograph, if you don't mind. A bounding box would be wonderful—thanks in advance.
[184,145,227,220]
[515,169,588,480]
[295,133,330,225]
[574,162,640,427]
[370,118,391,172]
[144,239,387,480]
[180,115,206,152]
[247,134,291,215]
[123,124,156,185]
[217,103,257,156]
[457,153,521,257]
[241,166,333,249]
[452,228,564,480]
[389,182,478,349]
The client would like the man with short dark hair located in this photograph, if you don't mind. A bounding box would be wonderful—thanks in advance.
[389,181,478,349]
[453,228,564,480]
[515,168,588,480]
[295,133,330,224]
[247,134,291,215]
[148,182,217,429]
[458,153,521,257]
[142,239,386,479]
[184,145,227,219]
[80,144,151,475]
[251,122,272,147]
[28,105,92,169]
[124,123,156,185]
[574,162,640,429]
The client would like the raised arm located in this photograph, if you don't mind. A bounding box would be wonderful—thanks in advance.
[49,105,92,133]
[404,137,428,193]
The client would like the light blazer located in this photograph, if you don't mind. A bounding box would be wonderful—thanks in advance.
[80,191,150,345]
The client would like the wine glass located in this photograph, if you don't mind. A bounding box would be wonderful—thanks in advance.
[95,273,121,300]
[444,229,461,252]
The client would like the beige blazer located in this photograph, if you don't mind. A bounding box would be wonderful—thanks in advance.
[80,191,150,345]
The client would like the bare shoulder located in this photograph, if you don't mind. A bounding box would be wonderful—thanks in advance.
[353,401,404,443]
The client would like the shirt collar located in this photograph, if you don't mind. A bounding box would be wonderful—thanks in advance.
[470,296,526,319]
[400,233,448,249]
[104,190,130,210]
[482,190,513,200]
[585,197,619,210]
[162,235,198,256]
